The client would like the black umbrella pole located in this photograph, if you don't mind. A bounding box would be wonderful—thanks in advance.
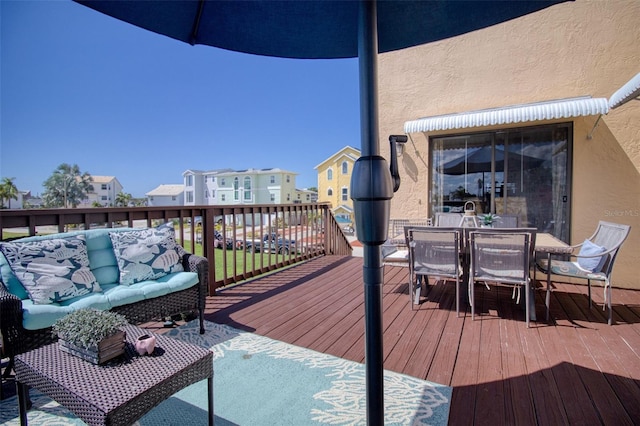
[363,244,385,425]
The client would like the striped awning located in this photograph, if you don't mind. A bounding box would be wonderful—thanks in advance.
[609,72,640,109]
[404,96,609,133]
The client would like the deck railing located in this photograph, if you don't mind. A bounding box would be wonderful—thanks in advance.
[0,203,352,295]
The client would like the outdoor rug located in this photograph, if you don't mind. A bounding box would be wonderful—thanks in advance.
[0,320,451,425]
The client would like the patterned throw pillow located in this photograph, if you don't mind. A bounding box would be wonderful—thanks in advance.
[109,225,184,285]
[0,236,101,305]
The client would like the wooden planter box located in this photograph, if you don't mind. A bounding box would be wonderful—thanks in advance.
[59,330,126,365]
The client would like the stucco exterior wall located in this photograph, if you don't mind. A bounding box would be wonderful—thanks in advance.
[378,0,639,288]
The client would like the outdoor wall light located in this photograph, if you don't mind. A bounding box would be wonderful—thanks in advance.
[389,135,408,192]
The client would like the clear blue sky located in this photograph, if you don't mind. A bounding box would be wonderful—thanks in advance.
[1,1,361,198]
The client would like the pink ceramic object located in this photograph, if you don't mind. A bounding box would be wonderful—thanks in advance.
[135,334,156,355]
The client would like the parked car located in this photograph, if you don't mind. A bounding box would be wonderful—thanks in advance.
[213,230,243,250]
[246,233,296,254]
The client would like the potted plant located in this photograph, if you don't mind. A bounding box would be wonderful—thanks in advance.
[479,213,501,227]
[53,309,128,364]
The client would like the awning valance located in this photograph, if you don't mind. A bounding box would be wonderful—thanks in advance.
[609,72,640,109]
[404,96,609,134]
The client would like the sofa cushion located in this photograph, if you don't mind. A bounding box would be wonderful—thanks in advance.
[104,271,199,308]
[0,236,102,305]
[109,225,184,285]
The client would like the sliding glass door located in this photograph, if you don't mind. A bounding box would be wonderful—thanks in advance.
[430,123,571,241]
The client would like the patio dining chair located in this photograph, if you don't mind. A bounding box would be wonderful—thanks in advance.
[435,212,463,227]
[536,221,631,325]
[469,229,535,327]
[405,227,463,315]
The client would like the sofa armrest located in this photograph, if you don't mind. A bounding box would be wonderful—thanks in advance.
[0,278,28,358]
[177,245,209,298]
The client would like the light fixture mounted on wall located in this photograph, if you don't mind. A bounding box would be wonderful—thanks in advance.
[389,135,408,192]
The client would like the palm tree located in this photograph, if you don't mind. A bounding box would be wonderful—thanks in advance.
[0,177,19,209]
[42,164,94,208]
[115,192,132,207]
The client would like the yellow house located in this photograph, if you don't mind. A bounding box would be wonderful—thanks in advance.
[315,146,361,223]
[378,0,639,289]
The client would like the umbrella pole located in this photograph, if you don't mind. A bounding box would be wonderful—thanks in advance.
[350,1,390,424]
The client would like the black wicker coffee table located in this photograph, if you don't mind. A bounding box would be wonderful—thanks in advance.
[14,324,213,426]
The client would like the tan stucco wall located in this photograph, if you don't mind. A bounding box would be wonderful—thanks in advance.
[378,0,639,288]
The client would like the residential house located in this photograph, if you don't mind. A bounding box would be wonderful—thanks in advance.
[146,184,185,207]
[79,176,123,207]
[183,168,298,205]
[294,188,318,204]
[315,146,361,223]
[378,0,639,288]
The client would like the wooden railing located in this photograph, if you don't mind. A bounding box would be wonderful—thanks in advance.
[0,203,352,295]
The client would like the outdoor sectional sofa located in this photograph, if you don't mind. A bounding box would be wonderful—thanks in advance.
[0,225,207,366]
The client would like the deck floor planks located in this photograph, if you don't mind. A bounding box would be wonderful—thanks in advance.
[193,256,640,425]
[496,287,538,425]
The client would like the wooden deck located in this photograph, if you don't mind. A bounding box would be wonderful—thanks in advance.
[195,254,640,425]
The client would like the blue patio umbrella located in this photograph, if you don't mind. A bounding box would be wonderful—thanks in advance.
[73,1,568,423]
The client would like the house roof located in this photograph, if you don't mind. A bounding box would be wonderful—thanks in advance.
[145,184,185,196]
[314,146,361,170]
[216,168,297,177]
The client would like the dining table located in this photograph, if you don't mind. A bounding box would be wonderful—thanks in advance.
[384,226,573,322]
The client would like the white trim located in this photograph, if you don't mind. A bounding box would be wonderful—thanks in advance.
[404,97,609,133]
[609,72,640,109]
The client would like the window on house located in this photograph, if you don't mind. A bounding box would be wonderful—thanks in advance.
[287,194,290,201]
[186,175,193,186]
[270,175,275,184]
[327,188,333,196]
[221,194,226,201]
[270,194,275,202]
[186,191,194,203]
[327,168,333,180]
[234,177,239,201]
[342,161,348,174]
[286,175,290,183]
[430,123,572,241]
[101,184,107,190]
[244,177,252,201]
[341,187,348,201]
[101,196,107,201]
[204,190,209,198]
[172,196,176,201]
[221,178,226,186]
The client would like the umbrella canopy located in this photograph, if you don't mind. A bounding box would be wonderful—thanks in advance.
[72,1,568,423]
[76,1,564,59]
[438,146,545,175]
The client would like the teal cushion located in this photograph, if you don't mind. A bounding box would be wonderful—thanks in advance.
[102,283,147,307]
[0,236,102,305]
[109,225,184,285]
[85,228,133,285]
[0,252,29,300]
[21,299,75,330]
[60,291,112,311]
[577,239,606,272]
[103,271,198,307]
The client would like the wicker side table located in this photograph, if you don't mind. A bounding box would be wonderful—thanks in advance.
[15,324,213,426]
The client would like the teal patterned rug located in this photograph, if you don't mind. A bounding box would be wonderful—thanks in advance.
[0,320,451,425]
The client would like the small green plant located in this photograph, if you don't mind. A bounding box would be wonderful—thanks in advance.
[53,309,128,350]
[479,213,501,226]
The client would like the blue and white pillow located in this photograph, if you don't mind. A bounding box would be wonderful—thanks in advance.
[0,236,101,305]
[577,239,607,272]
[109,225,184,285]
